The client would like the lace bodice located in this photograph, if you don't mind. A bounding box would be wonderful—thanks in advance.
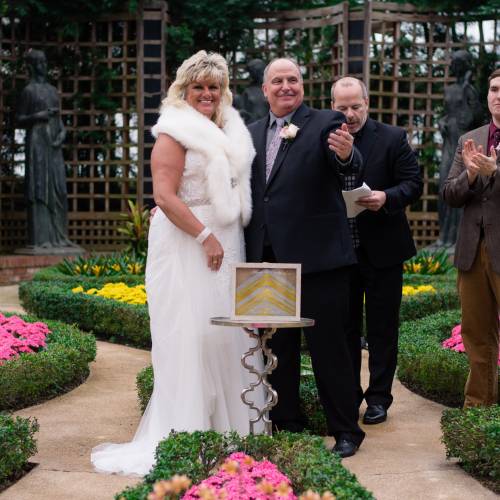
[178,151,210,207]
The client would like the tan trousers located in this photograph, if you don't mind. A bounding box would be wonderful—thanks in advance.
[458,239,500,407]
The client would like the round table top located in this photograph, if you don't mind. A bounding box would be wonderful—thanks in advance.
[210,317,314,328]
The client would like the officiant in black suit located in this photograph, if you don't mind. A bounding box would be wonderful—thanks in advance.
[329,77,422,425]
[244,58,365,457]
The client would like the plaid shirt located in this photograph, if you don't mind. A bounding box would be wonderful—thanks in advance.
[344,130,362,249]
[344,171,361,249]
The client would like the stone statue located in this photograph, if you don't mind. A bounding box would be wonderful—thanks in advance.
[234,58,269,124]
[436,50,484,249]
[15,49,82,254]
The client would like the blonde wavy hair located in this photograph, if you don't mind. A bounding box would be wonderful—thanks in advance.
[161,50,232,127]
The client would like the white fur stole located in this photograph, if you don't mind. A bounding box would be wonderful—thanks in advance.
[151,102,255,227]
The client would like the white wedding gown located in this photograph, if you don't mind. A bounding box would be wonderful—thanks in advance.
[91,150,264,476]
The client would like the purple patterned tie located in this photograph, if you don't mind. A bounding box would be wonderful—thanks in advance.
[266,118,285,181]
[494,129,500,150]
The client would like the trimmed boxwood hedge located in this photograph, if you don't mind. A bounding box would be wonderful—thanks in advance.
[403,270,457,286]
[441,405,500,493]
[397,309,500,407]
[399,281,459,323]
[0,414,38,490]
[0,313,96,411]
[20,277,458,352]
[32,265,144,287]
[116,431,374,500]
[19,280,150,348]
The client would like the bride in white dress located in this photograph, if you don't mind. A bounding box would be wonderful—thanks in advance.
[91,51,264,476]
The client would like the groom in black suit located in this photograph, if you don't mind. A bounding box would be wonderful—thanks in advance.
[330,77,422,424]
[244,58,365,457]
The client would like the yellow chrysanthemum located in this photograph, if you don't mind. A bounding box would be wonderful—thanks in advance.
[402,285,436,296]
[94,282,147,304]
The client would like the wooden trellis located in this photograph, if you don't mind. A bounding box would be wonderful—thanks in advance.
[1,1,498,252]
[0,1,167,252]
[236,1,499,248]
[355,1,499,247]
[228,4,348,108]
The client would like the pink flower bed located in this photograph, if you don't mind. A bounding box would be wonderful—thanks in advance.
[442,323,500,366]
[183,452,296,499]
[0,313,50,362]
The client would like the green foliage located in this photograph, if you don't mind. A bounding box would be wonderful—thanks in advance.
[403,249,454,275]
[2,0,138,25]
[398,310,500,407]
[403,270,457,286]
[91,65,123,112]
[117,431,373,499]
[418,141,440,178]
[389,0,500,14]
[0,314,96,411]
[136,364,154,413]
[399,282,459,323]
[33,264,145,287]
[117,200,150,258]
[19,280,150,348]
[441,405,500,491]
[56,253,145,278]
[0,414,38,487]
[300,374,327,435]
[165,0,348,70]
[165,0,260,68]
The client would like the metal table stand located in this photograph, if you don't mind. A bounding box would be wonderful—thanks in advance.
[210,317,314,436]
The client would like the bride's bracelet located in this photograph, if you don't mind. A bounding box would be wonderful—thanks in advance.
[195,227,212,244]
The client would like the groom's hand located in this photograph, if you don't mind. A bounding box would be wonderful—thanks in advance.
[328,123,354,162]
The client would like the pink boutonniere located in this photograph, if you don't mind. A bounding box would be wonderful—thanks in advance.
[279,123,300,141]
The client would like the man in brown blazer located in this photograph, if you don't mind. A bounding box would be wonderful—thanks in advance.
[442,68,500,407]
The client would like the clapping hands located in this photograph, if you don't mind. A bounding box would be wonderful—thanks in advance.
[463,139,498,184]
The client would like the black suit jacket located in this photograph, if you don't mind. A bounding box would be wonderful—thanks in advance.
[245,103,359,274]
[353,118,422,268]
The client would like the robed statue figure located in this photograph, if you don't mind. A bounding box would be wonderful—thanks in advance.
[436,50,484,249]
[233,59,269,124]
[16,49,81,254]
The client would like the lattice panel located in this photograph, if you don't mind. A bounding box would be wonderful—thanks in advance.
[228,5,347,110]
[0,4,167,252]
[365,2,499,247]
[407,211,440,249]
[1,2,498,252]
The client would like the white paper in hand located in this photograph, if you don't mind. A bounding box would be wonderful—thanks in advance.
[342,182,372,218]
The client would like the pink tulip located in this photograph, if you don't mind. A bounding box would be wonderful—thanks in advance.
[0,316,50,364]
[442,322,500,365]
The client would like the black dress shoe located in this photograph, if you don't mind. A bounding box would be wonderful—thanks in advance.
[363,404,387,424]
[332,438,358,458]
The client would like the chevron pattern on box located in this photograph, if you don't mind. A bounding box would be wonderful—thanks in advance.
[235,270,296,316]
